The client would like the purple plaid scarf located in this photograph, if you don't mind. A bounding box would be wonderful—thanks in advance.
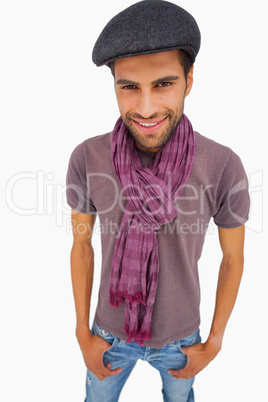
[109,114,196,346]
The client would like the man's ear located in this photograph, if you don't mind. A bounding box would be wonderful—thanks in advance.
[185,65,194,97]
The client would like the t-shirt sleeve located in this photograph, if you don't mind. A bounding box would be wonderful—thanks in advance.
[65,141,97,214]
[213,150,250,228]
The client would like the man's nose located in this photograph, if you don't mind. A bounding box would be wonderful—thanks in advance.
[135,91,157,119]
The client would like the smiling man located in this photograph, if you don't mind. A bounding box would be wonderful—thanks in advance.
[66,1,250,401]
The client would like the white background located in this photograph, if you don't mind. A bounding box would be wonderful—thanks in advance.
[1,0,267,401]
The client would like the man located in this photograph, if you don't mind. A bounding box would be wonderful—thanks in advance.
[66,1,250,401]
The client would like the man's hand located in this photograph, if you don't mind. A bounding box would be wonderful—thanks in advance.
[168,339,221,380]
[77,328,122,381]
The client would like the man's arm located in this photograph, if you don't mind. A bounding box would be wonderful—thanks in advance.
[70,209,96,341]
[70,209,122,380]
[168,225,245,379]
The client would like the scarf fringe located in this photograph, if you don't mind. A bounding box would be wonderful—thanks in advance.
[134,330,153,346]
[124,323,153,346]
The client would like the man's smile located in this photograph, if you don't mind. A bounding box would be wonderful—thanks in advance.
[133,117,168,134]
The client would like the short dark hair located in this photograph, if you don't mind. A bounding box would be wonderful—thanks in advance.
[109,49,193,80]
[177,49,193,80]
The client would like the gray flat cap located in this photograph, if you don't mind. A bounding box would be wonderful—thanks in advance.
[92,0,201,67]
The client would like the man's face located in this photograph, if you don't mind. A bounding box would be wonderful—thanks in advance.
[113,50,193,153]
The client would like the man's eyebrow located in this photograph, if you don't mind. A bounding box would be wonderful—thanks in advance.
[116,75,180,86]
[116,79,139,86]
[151,75,180,85]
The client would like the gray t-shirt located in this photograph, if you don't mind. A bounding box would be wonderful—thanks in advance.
[66,129,250,348]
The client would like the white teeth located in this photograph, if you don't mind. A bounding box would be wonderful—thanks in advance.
[139,122,159,127]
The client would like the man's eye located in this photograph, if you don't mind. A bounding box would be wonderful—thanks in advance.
[158,82,172,87]
[122,85,137,90]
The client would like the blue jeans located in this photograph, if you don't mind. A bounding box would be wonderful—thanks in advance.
[85,321,201,402]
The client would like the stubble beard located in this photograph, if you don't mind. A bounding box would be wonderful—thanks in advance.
[122,108,184,151]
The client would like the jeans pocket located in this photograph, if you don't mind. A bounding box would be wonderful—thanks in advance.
[92,321,118,352]
[177,329,201,355]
